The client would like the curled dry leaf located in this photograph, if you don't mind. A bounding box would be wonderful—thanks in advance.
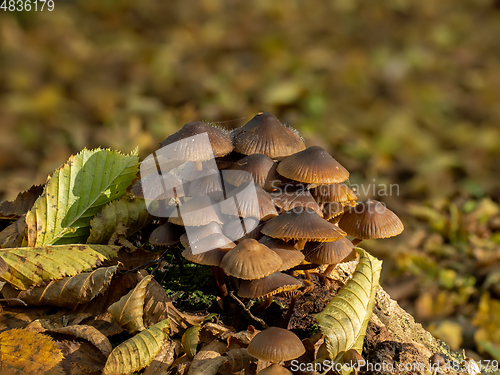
[55,339,107,374]
[224,325,259,348]
[1,265,118,308]
[188,341,228,375]
[87,195,152,244]
[0,244,120,290]
[182,324,202,359]
[314,248,382,361]
[26,148,139,247]
[0,328,64,374]
[107,275,153,334]
[47,324,113,358]
[143,277,171,328]
[0,215,26,249]
[219,348,254,375]
[0,184,44,221]
[103,318,170,375]
[166,300,206,336]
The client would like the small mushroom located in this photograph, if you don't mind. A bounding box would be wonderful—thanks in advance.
[169,196,223,227]
[149,222,183,247]
[185,169,225,200]
[160,121,233,170]
[276,146,349,186]
[224,153,278,189]
[247,326,305,363]
[179,222,223,248]
[338,200,404,245]
[231,112,306,160]
[270,188,323,217]
[311,183,357,208]
[220,239,283,280]
[261,208,347,249]
[222,217,262,242]
[219,181,278,221]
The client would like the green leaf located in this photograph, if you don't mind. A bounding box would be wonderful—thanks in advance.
[87,195,152,244]
[0,244,120,290]
[314,248,382,362]
[26,148,139,246]
[103,319,170,375]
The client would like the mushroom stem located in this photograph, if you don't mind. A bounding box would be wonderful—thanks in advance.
[351,238,362,246]
[211,266,229,313]
[283,295,298,329]
[296,239,307,250]
[253,295,273,315]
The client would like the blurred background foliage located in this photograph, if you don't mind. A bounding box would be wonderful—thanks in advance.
[1,0,500,361]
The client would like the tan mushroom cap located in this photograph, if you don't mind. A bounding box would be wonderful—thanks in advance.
[180,222,223,248]
[258,236,298,252]
[225,153,277,188]
[169,196,223,227]
[277,146,349,185]
[322,202,346,221]
[223,217,262,242]
[311,183,357,205]
[272,248,305,271]
[258,364,293,375]
[182,234,236,266]
[303,237,355,265]
[160,121,233,160]
[130,172,185,201]
[231,112,306,160]
[261,209,347,242]
[247,327,306,362]
[219,182,278,221]
[220,239,282,280]
[186,169,224,200]
[238,272,302,299]
[270,189,323,217]
[149,223,182,247]
[338,200,404,240]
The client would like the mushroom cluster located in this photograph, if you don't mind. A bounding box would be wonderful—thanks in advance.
[131,112,404,331]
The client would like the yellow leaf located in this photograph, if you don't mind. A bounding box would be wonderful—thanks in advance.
[0,328,64,374]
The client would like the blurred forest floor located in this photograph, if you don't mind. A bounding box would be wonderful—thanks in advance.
[1,0,500,361]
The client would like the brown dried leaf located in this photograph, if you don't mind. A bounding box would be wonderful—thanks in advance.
[107,274,152,334]
[55,339,106,375]
[0,328,64,374]
[188,341,228,375]
[48,325,113,358]
[0,216,26,249]
[0,185,44,221]
[219,348,254,375]
[166,300,206,336]
[143,277,171,328]
[224,325,259,348]
[1,265,118,308]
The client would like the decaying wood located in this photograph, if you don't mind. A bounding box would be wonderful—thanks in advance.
[331,260,491,375]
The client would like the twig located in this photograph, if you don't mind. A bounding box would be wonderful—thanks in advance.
[0,298,27,306]
[229,291,268,329]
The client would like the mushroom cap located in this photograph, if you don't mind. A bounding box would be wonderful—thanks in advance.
[276,146,349,185]
[182,234,236,266]
[219,182,278,221]
[231,112,305,160]
[220,239,283,280]
[303,237,355,265]
[149,223,182,247]
[225,154,278,188]
[169,196,223,227]
[186,169,224,200]
[160,121,233,160]
[311,183,357,205]
[258,364,293,375]
[247,327,305,362]
[322,202,346,221]
[238,272,302,299]
[270,189,323,217]
[223,217,262,242]
[272,248,305,271]
[261,209,347,242]
[130,172,185,201]
[180,222,223,247]
[258,236,298,252]
[338,200,404,240]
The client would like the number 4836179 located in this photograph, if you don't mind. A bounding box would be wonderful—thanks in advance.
[1,0,55,11]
